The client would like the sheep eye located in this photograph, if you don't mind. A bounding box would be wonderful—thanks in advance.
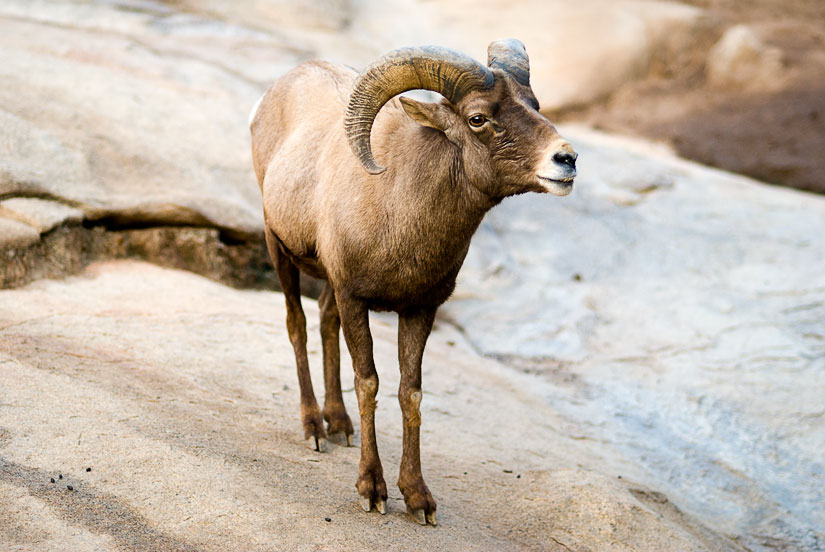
[468,115,486,128]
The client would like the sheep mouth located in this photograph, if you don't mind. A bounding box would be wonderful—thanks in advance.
[538,176,575,184]
[537,175,575,196]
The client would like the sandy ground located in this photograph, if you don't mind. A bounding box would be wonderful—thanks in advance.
[0,261,742,552]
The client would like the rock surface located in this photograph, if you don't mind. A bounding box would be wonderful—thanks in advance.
[418,0,709,110]
[0,1,270,242]
[706,24,784,90]
[443,126,825,551]
[0,0,713,258]
[0,261,742,552]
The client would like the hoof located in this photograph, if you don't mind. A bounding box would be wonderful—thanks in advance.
[323,407,354,447]
[407,507,437,526]
[302,405,327,452]
[305,435,328,453]
[358,496,387,514]
[326,431,354,447]
[399,477,437,526]
[356,467,388,515]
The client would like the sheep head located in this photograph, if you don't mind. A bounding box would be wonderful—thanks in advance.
[344,39,577,197]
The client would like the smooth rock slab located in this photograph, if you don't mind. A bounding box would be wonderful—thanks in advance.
[0,198,84,235]
[0,1,284,242]
[443,125,825,552]
[0,0,714,252]
[0,261,740,551]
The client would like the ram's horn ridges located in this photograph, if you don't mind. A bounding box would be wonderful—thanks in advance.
[345,46,494,175]
[487,38,530,86]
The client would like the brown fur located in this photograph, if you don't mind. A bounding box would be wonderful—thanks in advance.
[250,52,576,524]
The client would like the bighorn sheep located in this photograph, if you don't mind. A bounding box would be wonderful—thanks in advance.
[250,39,577,525]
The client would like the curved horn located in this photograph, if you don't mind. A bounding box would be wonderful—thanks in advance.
[487,38,530,86]
[345,46,494,175]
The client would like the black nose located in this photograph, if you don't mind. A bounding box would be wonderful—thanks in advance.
[553,151,578,168]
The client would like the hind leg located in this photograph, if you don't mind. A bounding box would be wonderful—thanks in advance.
[266,229,327,452]
[318,283,354,445]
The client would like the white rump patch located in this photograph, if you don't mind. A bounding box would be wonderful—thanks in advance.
[248,93,265,127]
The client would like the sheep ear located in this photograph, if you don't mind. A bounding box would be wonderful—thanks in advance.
[399,96,451,132]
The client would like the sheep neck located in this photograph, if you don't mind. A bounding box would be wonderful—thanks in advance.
[354,126,496,308]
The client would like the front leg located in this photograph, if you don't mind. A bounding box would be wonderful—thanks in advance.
[397,307,438,525]
[336,293,387,514]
